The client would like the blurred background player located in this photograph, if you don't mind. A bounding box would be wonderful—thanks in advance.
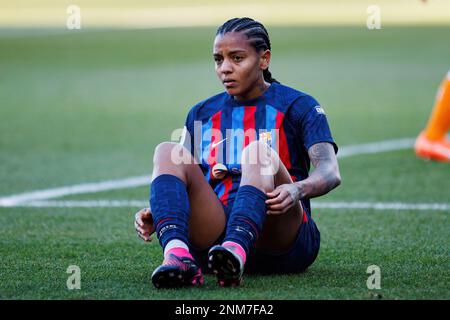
[415,70,450,162]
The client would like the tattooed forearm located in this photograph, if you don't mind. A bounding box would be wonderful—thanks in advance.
[294,142,341,199]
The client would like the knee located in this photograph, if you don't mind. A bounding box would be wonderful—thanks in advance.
[241,140,276,167]
[153,142,178,161]
[243,140,266,153]
[153,142,196,174]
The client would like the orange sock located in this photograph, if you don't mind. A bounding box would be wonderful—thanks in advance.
[424,71,450,141]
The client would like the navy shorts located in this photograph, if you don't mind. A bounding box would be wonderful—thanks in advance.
[189,201,321,275]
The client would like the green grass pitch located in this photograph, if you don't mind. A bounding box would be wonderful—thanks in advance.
[0,26,449,299]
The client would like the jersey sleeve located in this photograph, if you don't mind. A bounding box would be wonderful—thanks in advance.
[290,95,338,154]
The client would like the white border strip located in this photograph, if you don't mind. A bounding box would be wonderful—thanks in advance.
[0,137,416,207]
[10,199,450,211]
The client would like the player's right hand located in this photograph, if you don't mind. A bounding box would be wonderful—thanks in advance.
[134,207,155,242]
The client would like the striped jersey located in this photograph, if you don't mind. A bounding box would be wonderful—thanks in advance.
[182,82,337,219]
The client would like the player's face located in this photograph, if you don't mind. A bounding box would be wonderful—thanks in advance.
[213,31,270,101]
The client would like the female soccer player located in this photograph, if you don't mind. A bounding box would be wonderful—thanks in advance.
[134,17,341,288]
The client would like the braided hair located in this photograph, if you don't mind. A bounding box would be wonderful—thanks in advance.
[216,17,280,84]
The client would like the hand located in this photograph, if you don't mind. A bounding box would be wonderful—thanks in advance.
[134,207,155,242]
[265,183,300,215]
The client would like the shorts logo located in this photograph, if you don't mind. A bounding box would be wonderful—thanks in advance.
[315,106,326,114]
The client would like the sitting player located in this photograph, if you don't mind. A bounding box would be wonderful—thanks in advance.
[134,17,341,288]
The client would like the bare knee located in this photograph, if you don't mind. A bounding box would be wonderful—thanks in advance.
[240,140,279,192]
[241,140,278,166]
[153,142,177,162]
[153,141,194,165]
[152,142,193,182]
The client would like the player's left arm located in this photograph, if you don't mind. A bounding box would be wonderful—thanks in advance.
[296,142,341,199]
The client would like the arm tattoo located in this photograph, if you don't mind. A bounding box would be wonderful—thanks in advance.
[309,142,334,168]
[295,142,341,199]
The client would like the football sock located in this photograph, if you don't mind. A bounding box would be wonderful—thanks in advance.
[223,184,267,257]
[164,239,189,255]
[164,239,191,258]
[150,174,190,251]
[424,72,450,141]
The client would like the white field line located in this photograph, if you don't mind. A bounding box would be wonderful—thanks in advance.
[313,201,450,212]
[0,137,417,207]
[337,138,415,158]
[11,200,450,211]
[22,200,149,208]
[0,175,152,207]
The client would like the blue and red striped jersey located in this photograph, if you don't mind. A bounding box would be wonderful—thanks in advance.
[182,82,337,219]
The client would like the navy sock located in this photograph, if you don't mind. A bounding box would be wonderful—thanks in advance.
[223,185,267,255]
[149,174,190,250]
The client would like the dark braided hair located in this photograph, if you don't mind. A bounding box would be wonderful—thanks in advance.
[216,17,280,84]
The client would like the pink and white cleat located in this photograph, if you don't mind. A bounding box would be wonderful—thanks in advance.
[208,244,245,287]
[151,253,204,289]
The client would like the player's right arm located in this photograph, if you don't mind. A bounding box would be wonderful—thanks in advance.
[134,207,154,242]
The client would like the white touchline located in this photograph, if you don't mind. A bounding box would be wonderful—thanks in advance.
[11,200,450,211]
[337,138,415,158]
[0,137,425,208]
[21,200,150,208]
[313,201,450,211]
[0,175,152,207]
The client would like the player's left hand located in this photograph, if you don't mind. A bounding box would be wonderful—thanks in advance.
[265,183,300,215]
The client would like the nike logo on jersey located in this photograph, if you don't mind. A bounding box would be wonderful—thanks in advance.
[211,137,227,149]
